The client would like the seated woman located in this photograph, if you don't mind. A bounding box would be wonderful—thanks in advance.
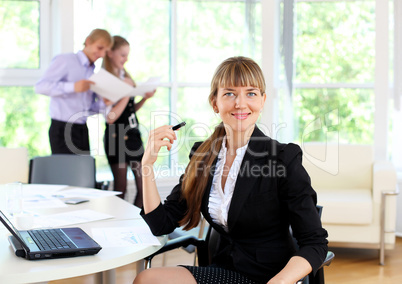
[134,56,328,284]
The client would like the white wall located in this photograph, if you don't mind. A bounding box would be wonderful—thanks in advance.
[50,0,74,56]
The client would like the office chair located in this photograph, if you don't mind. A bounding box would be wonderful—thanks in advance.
[28,154,108,190]
[143,206,334,284]
[160,217,208,266]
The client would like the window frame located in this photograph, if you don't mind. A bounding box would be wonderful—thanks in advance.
[262,0,393,161]
[1,0,398,176]
[0,0,51,86]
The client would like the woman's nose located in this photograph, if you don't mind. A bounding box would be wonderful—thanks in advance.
[235,95,246,108]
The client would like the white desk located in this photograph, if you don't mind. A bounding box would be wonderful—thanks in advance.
[0,185,167,284]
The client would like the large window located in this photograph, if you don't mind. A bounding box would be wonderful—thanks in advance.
[75,0,262,177]
[1,0,399,180]
[290,0,376,145]
[0,87,50,156]
[0,0,51,158]
[0,1,40,69]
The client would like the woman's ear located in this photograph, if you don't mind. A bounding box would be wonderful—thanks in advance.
[211,99,218,113]
[258,93,266,113]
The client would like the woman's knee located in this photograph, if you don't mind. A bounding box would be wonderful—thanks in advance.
[133,267,196,284]
[133,269,154,284]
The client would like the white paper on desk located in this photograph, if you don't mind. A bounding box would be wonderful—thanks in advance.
[33,209,114,228]
[22,184,68,199]
[89,69,161,103]
[23,197,67,209]
[53,188,121,199]
[92,226,161,247]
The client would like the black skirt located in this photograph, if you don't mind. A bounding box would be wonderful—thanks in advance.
[181,265,264,284]
[104,125,144,164]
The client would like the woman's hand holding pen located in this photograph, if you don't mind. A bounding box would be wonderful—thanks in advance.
[142,122,185,167]
[142,123,184,214]
[142,125,177,167]
[142,122,185,213]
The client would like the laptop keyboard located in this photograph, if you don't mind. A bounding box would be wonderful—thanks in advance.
[28,229,76,250]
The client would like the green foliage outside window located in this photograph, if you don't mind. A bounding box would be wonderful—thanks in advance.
[0,87,50,157]
[0,0,380,177]
[0,0,40,69]
[177,0,261,82]
[296,2,375,83]
[294,88,374,144]
[294,1,375,144]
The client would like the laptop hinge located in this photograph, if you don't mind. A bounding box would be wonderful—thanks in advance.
[8,235,26,258]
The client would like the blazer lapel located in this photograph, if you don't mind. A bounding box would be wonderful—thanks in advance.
[227,126,270,231]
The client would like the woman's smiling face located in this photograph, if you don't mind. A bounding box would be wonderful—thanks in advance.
[107,44,130,70]
[214,85,266,135]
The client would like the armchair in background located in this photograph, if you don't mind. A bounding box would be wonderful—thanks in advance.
[0,147,29,184]
[301,143,398,265]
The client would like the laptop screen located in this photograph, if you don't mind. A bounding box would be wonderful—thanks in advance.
[0,210,29,250]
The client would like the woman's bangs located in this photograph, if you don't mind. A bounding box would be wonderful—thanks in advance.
[218,64,263,90]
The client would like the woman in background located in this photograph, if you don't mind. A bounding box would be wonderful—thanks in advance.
[102,35,155,207]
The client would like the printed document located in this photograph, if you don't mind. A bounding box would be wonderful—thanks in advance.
[89,69,160,103]
[33,209,114,228]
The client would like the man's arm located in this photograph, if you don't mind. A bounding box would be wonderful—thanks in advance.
[35,55,76,97]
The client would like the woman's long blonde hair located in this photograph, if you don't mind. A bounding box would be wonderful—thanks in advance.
[179,56,266,230]
[102,35,136,86]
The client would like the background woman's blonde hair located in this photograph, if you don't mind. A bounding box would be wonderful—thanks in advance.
[102,35,136,86]
[180,56,266,230]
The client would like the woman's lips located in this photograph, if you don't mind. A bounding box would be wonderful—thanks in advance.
[232,113,249,120]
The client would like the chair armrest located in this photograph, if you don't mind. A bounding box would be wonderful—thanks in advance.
[144,235,205,262]
[373,161,397,203]
[320,251,335,269]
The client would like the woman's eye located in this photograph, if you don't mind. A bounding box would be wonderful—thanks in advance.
[224,92,235,97]
[247,92,257,97]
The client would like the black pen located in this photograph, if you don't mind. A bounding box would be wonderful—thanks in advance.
[172,121,186,131]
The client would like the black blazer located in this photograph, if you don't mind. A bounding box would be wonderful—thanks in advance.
[141,126,328,283]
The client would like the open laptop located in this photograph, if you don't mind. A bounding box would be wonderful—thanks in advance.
[0,210,101,260]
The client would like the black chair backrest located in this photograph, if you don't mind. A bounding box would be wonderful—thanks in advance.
[29,154,96,188]
[202,226,219,266]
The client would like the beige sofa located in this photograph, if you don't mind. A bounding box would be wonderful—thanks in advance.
[0,147,29,184]
[301,143,398,264]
